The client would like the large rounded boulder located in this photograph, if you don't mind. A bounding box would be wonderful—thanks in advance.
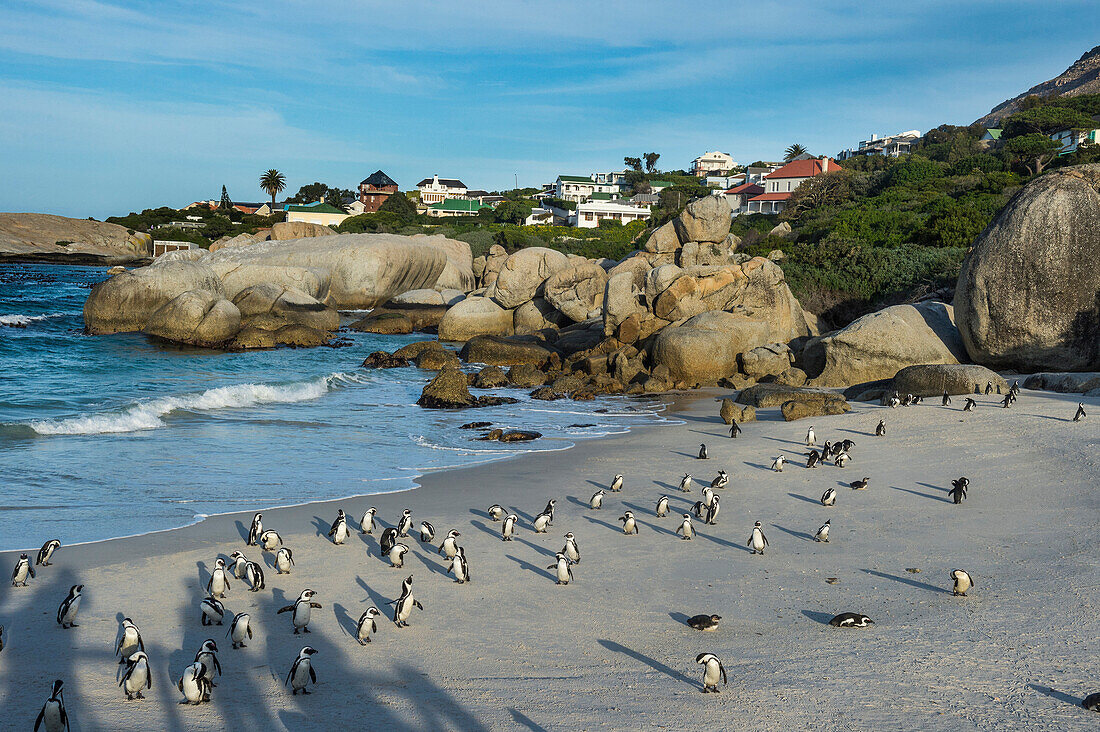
[438,296,514,342]
[488,247,570,309]
[544,262,608,322]
[232,283,339,332]
[652,310,787,385]
[142,289,241,347]
[891,364,1008,396]
[84,261,225,334]
[955,164,1100,371]
[673,195,732,244]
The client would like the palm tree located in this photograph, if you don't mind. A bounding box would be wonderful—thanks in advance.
[259,169,286,206]
[784,144,807,161]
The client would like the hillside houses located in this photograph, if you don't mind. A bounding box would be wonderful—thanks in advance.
[746,157,838,215]
[417,175,468,205]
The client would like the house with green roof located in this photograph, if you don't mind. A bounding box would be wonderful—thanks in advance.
[554,173,624,203]
[425,198,493,218]
[285,201,349,227]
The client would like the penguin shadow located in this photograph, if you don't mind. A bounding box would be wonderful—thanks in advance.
[619,502,678,537]
[890,485,951,504]
[565,495,591,510]
[508,708,550,732]
[261,551,277,570]
[771,524,814,542]
[671,450,701,459]
[310,516,331,538]
[801,610,834,626]
[861,568,951,595]
[470,519,501,540]
[233,520,250,543]
[1028,683,1084,708]
[761,435,806,447]
[509,507,536,523]
[585,478,608,491]
[505,554,556,581]
[596,639,696,687]
[787,492,821,506]
[744,461,773,471]
[1030,414,1071,423]
[332,602,360,639]
[582,514,624,535]
[355,576,393,611]
[360,532,382,556]
[195,560,211,589]
[652,479,682,493]
[467,508,494,521]
[412,550,451,578]
[511,533,557,558]
[697,529,749,552]
[668,611,691,626]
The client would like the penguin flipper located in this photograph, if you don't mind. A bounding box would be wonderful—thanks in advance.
[309,602,323,609]
[277,605,294,614]
[309,665,316,683]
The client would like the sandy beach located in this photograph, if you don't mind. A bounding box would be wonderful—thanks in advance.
[1,385,1098,730]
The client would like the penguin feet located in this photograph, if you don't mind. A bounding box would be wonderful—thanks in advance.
[301,689,311,695]
[302,627,311,633]
[293,629,300,635]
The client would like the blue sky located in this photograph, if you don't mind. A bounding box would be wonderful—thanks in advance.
[0,1,1097,218]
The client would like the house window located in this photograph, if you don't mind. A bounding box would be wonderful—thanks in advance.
[584,213,594,221]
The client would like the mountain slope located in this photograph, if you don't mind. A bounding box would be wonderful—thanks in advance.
[976,45,1100,126]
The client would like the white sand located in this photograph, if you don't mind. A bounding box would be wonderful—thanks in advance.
[1,386,1098,730]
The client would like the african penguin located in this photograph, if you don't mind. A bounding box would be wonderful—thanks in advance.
[177,662,210,705]
[116,618,144,663]
[829,612,873,628]
[548,552,574,585]
[771,455,785,472]
[850,477,869,490]
[360,506,377,534]
[678,474,693,492]
[36,539,61,567]
[704,495,721,525]
[34,679,69,731]
[206,558,230,598]
[247,513,263,546]
[963,398,976,412]
[589,489,605,509]
[834,452,850,468]
[687,614,721,631]
[419,521,436,543]
[501,514,518,541]
[355,607,381,644]
[748,521,768,555]
[438,529,461,559]
[259,529,282,551]
[876,420,887,436]
[691,500,706,519]
[806,426,816,447]
[562,532,581,564]
[285,647,318,695]
[56,584,82,629]
[447,546,470,584]
[1074,403,1086,422]
[951,569,974,597]
[942,391,951,407]
[696,653,727,693]
[275,547,294,574]
[388,543,410,568]
[229,551,249,580]
[228,612,253,648]
[676,513,695,540]
[277,589,321,634]
[380,526,399,556]
[806,451,821,468]
[698,443,708,460]
[710,471,729,489]
[244,561,265,592]
[821,488,838,506]
[396,509,413,537]
[487,504,505,521]
[729,420,741,438]
[985,381,994,395]
[619,511,639,535]
[609,474,624,492]
[119,651,151,700]
[389,575,423,627]
[950,477,969,504]
[193,639,221,694]
[1002,393,1013,408]
[701,486,715,508]
[199,596,226,626]
[1082,692,1100,711]
[656,495,670,517]
[327,509,350,545]
[532,512,553,534]
[542,499,557,522]
[11,553,35,587]
[814,520,831,543]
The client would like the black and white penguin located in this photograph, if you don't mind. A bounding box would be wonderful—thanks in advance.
[729,420,741,438]
[228,551,249,580]
[1082,692,1100,712]
[834,451,850,468]
[942,391,951,407]
[829,612,873,628]
[259,529,282,552]
[277,589,321,634]
[285,647,318,695]
[678,473,693,492]
[821,488,838,506]
[0,624,4,653]
[244,561,265,592]
[1001,393,1013,408]
[748,521,769,555]
[438,529,460,559]
[501,514,518,541]
[691,500,707,519]
[447,546,470,584]
[548,552,574,585]
[207,558,230,598]
[704,495,721,525]
[247,513,263,546]
[360,506,377,534]
[178,661,210,705]
[701,485,715,509]
[228,612,252,648]
[687,614,721,631]
[840,439,856,453]
[199,596,226,626]
[949,477,969,504]
[985,381,993,395]
[11,553,35,587]
[656,495,670,517]
[487,504,505,521]
[193,639,221,694]
[805,451,822,468]
[888,393,901,408]
[542,499,557,522]
[771,455,785,472]
[56,584,82,629]
[419,521,436,543]
[710,471,729,489]
[275,547,294,575]
[676,513,695,540]
[698,443,708,460]
[396,509,413,538]
[119,651,151,700]
[951,569,974,597]
[963,398,976,412]
[379,527,399,556]
[806,426,816,447]
[388,543,410,568]
[36,539,61,567]
[619,510,639,535]
[355,607,382,645]
[562,532,581,564]
[696,653,727,693]
[1074,403,1086,422]
[850,477,869,491]
[34,679,69,731]
[327,509,350,545]
[532,512,553,534]
[589,489,605,509]
[609,474,624,492]
[116,618,144,663]
[389,575,423,627]
[814,520,831,543]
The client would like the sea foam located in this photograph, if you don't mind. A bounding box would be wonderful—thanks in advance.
[0,313,69,327]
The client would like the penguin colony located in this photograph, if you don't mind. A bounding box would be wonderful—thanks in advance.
[9,383,1099,721]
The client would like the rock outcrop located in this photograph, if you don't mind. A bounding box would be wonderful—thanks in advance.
[231,283,338,333]
[891,364,1008,397]
[543,262,607,322]
[954,164,1100,371]
[269,221,335,240]
[0,213,151,264]
[1022,372,1100,394]
[84,261,225,334]
[142,290,241,348]
[438,297,514,342]
[488,247,570,309]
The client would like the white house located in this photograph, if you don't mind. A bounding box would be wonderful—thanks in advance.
[746,157,838,215]
[705,174,745,189]
[416,175,468,205]
[554,175,621,203]
[1050,126,1100,155]
[285,202,349,227]
[524,207,555,225]
[690,151,737,177]
[837,130,921,160]
[152,240,196,257]
[745,164,781,184]
[575,200,651,228]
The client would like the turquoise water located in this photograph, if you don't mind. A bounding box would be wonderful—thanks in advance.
[0,264,669,550]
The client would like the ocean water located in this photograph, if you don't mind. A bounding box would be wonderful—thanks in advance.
[0,263,671,551]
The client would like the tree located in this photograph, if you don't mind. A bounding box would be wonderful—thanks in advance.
[290,182,331,204]
[493,200,533,225]
[644,152,660,173]
[1003,134,1062,175]
[378,191,417,219]
[219,185,232,209]
[624,156,643,172]
[781,171,852,219]
[259,169,286,205]
[1001,106,1094,138]
[784,144,808,161]
[324,189,348,212]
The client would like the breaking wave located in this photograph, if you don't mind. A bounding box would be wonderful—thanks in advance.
[0,313,70,327]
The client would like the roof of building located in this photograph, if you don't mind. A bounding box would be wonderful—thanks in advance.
[590,192,617,200]
[286,203,346,214]
[466,189,490,198]
[631,193,661,203]
[983,128,1002,140]
[417,177,466,189]
[648,180,673,188]
[748,191,793,202]
[360,170,398,188]
[427,198,491,212]
[726,183,765,196]
[764,158,838,180]
[557,175,596,183]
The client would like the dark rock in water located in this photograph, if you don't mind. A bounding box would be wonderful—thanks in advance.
[350,311,413,335]
[460,421,493,429]
[507,363,548,387]
[479,429,505,441]
[460,334,558,367]
[273,324,332,348]
[549,373,585,396]
[393,340,445,360]
[498,430,542,442]
[594,408,609,413]
[326,336,355,348]
[474,365,508,388]
[417,366,475,408]
[473,395,520,407]
[572,387,597,401]
[531,386,565,401]
[362,351,410,368]
[352,304,446,333]
[568,423,596,428]
[416,348,461,371]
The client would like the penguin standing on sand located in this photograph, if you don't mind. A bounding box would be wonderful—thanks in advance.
[701,485,715,509]
[679,474,693,492]
[698,444,708,460]
[193,639,221,695]
[821,488,837,506]
[619,511,639,534]
[36,539,61,567]
[609,474,624,492]
[729,420,741,438]
[677,513,695,540]
[438,529,460,559]
[396,509,413,538]
[704,495,721,525]
[178,662,210,705]
[834,452,850,468]
[985,381,994,395]
[589,489,605,509]
[355,607,381,644]
[275,547,294,574]
[11,553,34,586]
[119,651,151,700]
[248,513,263,546]
[656,495,670,517]
[951,569,974,596]
[244,561,265,592]
[814,520,831,542]
[963,398,977,412]
[876,420,887,436]
[34,679,69,731]
[1074,403,1087,422]
[388,543,410,568]
[696,653,727,693]
[501,514,518,541]
[360,507,377,534]
[56,585,83,629]
[1082,692,1100,711]
[748,521,769,555]
[1002,393,1013,408]
[260,530,282,551]
[228,612,252,648]
[806,426,816,447]
[327,510,350,545]
[389,575,423,627]
[533,512,553,534]
[710,471,729,489]
[380,527,398,556]
[116,618,144,663]
[950,477,969,504]
[419,521,436,543]
[942,391,951,407]
[200,596,226,626]
[447,546,470,584]
[277,589,321,634]
[487,504,505,521]
[229,551,249,579]
[207,558,230,598]
[691,500,707,519]
[562,532,581,564]
[806,451,822,468]
[771,455,785,472]
[548,552,574,585]
[285,647,318,695]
